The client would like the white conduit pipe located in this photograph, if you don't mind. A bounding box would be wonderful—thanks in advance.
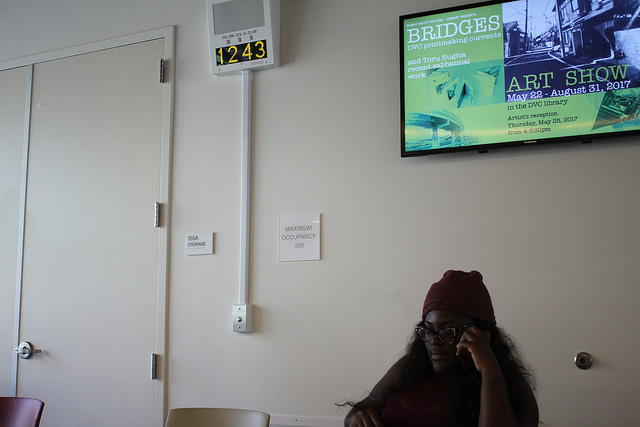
[239,70,252,305]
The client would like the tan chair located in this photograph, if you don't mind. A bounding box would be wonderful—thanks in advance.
[165,407,270,427]
[0,397,45,427]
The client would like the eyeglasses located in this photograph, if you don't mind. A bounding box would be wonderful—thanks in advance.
[415,324,473,345]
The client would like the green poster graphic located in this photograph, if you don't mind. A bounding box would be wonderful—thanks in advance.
[403,5,507,151]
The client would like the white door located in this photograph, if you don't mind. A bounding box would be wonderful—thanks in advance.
[12,38,166,427]
[0,66,29,396]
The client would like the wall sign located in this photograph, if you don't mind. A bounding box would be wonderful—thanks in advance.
[185,232,214,256]
[279,214,320,262]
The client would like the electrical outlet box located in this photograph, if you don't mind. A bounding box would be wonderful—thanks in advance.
[233,304,253,333]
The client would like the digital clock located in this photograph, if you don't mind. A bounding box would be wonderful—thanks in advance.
[206,0,280,76]
[216,39,268,66]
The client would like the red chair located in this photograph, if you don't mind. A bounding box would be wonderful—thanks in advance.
[0,397,44,427]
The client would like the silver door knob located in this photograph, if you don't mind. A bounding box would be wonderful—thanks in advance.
[574,352,593,370]
[14,341,42,359]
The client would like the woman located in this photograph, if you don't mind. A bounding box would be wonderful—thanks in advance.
[344,270,538,427]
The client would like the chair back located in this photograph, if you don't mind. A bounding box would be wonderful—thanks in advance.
[165,407,270,427]
[0,397,45,427]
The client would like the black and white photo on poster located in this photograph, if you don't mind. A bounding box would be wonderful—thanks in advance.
[502,0,640,101]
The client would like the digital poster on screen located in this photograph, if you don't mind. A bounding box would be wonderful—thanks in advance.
[400,0,640,156]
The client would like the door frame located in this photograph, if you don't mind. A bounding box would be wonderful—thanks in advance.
[0,26,174,427]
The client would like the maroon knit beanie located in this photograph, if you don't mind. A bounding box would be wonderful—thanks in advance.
[422,270,496,325]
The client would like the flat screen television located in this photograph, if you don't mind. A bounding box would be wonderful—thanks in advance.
[400,0,640,156]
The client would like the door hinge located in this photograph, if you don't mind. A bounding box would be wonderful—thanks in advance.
[151,353,158,380]
[154,202,161,228]
[159,59,166,83]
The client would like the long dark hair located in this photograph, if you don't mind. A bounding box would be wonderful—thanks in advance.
[401,318,536,426]
[341,319,535,426]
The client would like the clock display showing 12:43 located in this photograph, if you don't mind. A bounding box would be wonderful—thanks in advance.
[216,39,268,66]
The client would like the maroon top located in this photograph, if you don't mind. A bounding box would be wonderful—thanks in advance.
[381,376,456,427]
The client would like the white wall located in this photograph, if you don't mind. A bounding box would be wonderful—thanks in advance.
[2,0,640,425]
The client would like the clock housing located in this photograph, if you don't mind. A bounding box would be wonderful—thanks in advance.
[206,0,280,75]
